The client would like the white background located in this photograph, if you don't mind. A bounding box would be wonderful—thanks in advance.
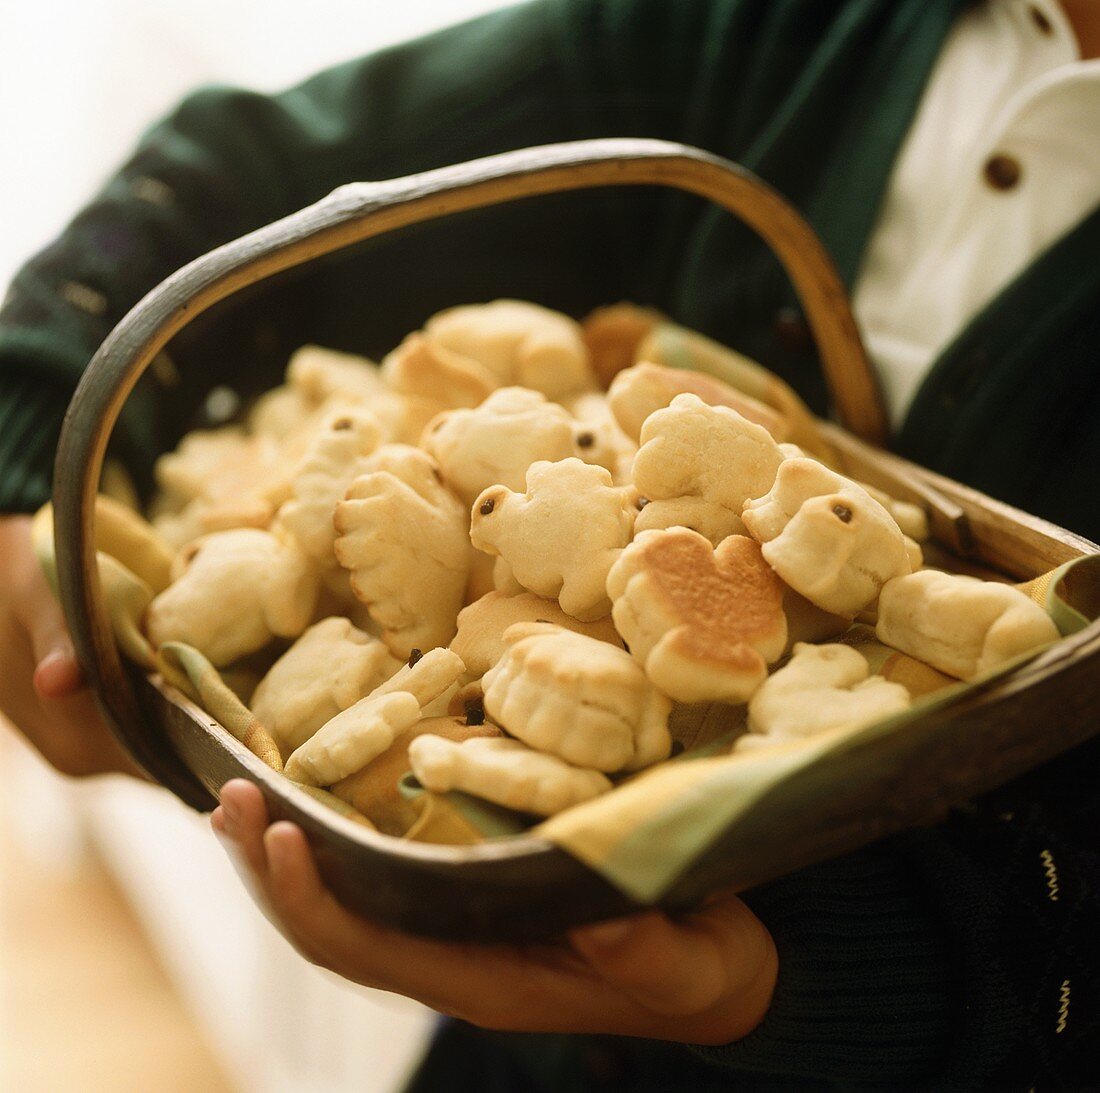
[1,0,515,289]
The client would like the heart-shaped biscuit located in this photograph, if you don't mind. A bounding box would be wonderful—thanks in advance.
[607,528,787,703]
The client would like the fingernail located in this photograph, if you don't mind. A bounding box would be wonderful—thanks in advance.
[220,793,241,826]
[210,808,226,834]
[264,826,286,878]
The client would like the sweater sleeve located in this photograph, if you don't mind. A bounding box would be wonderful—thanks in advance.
[0,0,603,513]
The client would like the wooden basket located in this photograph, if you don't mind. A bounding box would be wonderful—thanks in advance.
[53,140,1100,941]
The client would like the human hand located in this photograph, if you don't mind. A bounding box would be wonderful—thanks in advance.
[212,779,778,1044]
[0,515,142,776]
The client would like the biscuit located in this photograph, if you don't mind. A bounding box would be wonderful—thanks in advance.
[742,458,911,617]
[470,458,635,621]
[330,714,502,834]
[608,362,786,444]
[279,410,382,565]
[250,617,401,756]
[421,387,576,505]
[742,642,911,747]
[286,344,386,406]
[146,529,319,666]
[580,303,661,388]
[283,647,466,785]
[876,569,1060,680]
[633,495,747,546]
[607,529,787,704]
[481,622,671,771]
[283,690,422,786]
[408,735,613,818]
[564,391,637,480]
[425,299,594,399]
[334,445,471,657]
[450,591,624,680]
[381,332,498,409]
[631,393,785,539]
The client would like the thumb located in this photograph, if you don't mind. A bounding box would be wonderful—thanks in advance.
[28,598,85,699]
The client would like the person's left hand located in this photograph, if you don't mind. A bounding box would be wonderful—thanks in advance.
[212,779,778,1045]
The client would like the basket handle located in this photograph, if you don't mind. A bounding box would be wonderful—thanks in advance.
[54,138,886,797]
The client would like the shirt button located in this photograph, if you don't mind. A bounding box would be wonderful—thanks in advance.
[1028,4,1054,35]
[983,153,1022,191]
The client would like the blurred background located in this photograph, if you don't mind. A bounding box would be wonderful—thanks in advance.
[1,2,511,1090]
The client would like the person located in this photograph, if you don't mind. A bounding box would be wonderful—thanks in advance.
[2,0,1098,1086]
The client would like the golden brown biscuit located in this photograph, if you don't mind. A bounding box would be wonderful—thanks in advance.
[381,332,498,410]
[606,529,787,704]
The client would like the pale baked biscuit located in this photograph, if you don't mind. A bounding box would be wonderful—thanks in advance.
[608,362,787,443]
[146,528,319,666]
[876,570,1060,680]
[482,622,671,772]
[283,648,465,786]
[284,691,421,786]
[279,410,382,565]
[470,458,635,622]
[742,458,911,617]
[633,495,747,546]
[286,344,386,406]
[331,714,502,834]
[409,735,613,817]
[564,391,637,480]
[606,529,787,704]
[425,299,594,399]
[421,387,576,506]
[631,394,785,540]
[250,617,400,756]
[742,642,911,748]
[450,592,624,680]
[381,332,498,410]
[334,446,471,657]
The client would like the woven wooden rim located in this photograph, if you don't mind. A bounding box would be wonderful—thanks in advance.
[53,137,885,799]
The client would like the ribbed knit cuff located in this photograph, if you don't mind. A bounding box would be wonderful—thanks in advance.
[691,844,952,1086]
[0,326,81,514]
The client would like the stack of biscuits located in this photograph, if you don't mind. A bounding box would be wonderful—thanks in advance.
[134,300,1060,834]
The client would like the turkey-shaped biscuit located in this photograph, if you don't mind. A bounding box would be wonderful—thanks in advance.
[284,648,465,785]
[424,299,594,399]
[742,642,911,748]
[607,529,787,704]
[334,445,471,657]
[286,344,386,406]
[279,410,382,565]
[146,529,319,666]
[482,622,671,772]
[250,617,400,756]
[742,458,911,617]
[876,570,1060,680]
[608,362,786,444]
[381,332,498,410]
[409,735,613,818]
[632,394,785,541]
[470,458,635,621]
[565,391,637,480]
[422,387,576,506]
[451,592,624,680]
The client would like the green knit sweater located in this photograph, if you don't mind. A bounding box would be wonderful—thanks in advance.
[3,1,1098,1086]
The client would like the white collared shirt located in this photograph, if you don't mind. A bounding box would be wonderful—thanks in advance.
[852,0,1100,427]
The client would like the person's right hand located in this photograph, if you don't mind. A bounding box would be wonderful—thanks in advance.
[0,515,142,777]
